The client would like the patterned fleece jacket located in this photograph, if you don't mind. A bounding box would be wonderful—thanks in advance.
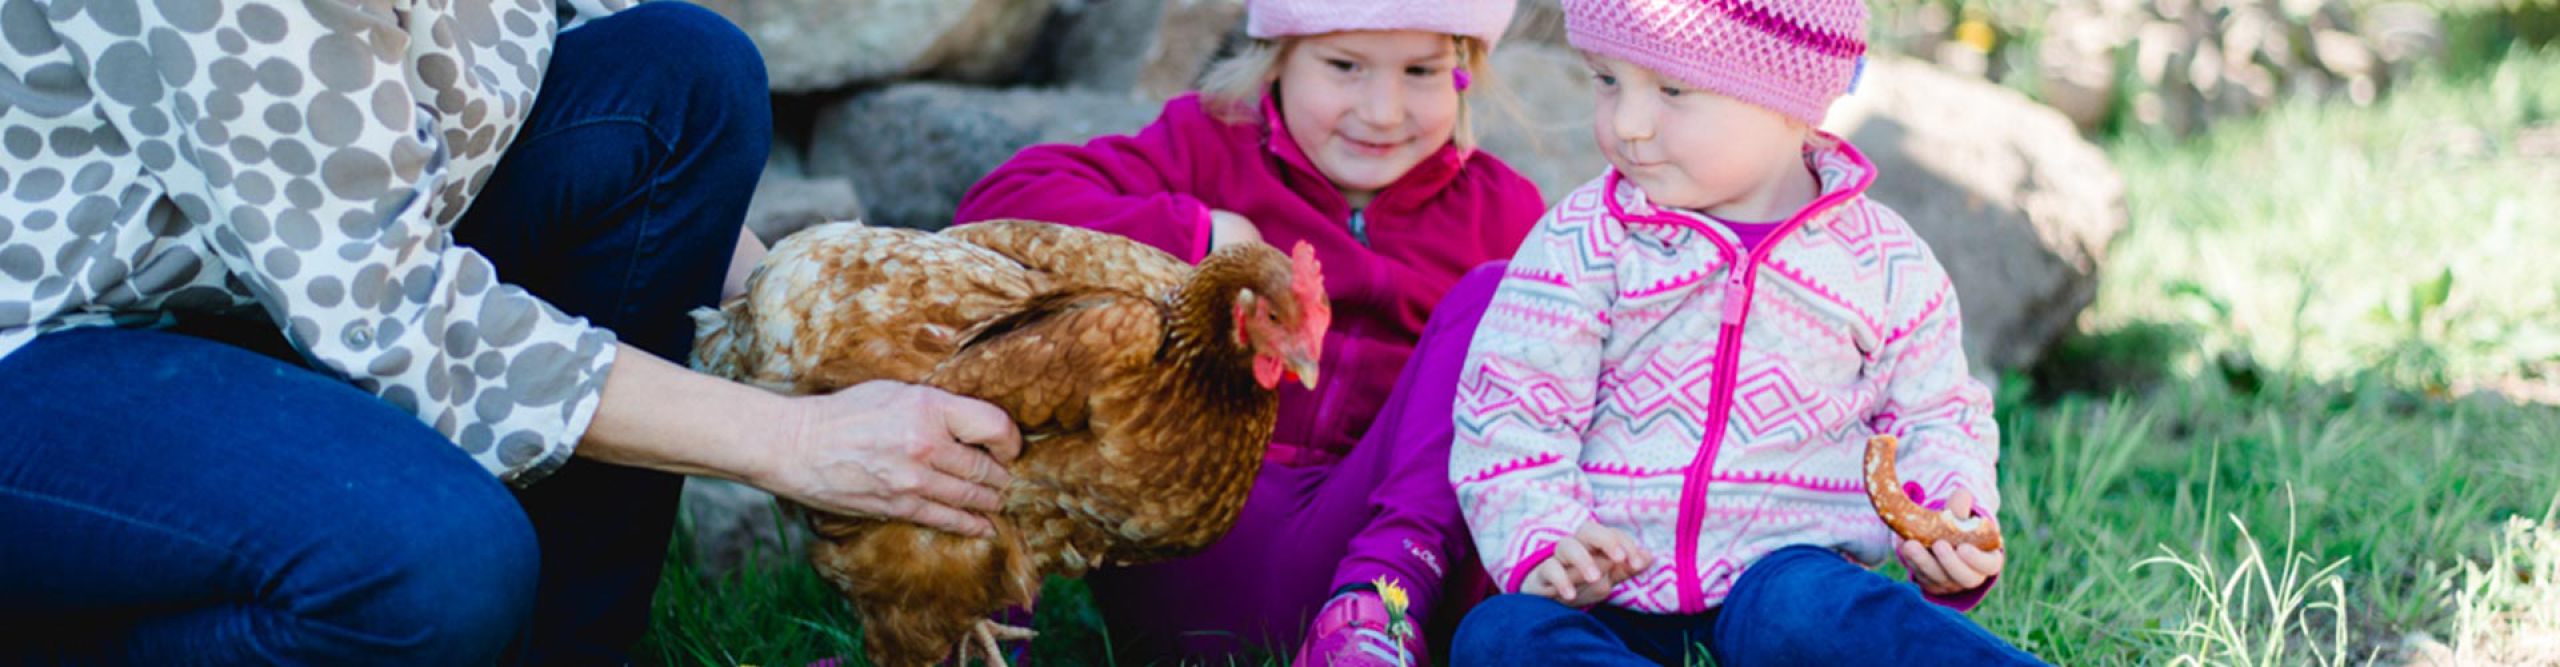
[1452,136,2003,615]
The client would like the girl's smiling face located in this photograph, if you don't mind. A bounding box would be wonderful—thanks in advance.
[1276,30,1463,208]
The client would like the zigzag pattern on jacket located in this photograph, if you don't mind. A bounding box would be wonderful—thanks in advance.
[1452,137,2001,614]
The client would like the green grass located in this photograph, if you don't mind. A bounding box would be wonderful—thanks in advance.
[2083,42,2560,396]
[643,532,866,666]
[641,530,1120,667]
[1977,43,2560,665]
[1972,382,2560,665]
[639,45,2560,667]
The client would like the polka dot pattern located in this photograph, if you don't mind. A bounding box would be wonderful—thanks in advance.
[2,0,637,485]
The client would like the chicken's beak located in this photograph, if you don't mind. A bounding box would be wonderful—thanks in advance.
[1285,349,1320,390]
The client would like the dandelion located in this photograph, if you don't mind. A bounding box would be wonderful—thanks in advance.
[1373,576,1413,641]
[1955,18,1996,54]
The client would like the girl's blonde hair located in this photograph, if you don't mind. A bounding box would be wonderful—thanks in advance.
[1198,35,1498,150]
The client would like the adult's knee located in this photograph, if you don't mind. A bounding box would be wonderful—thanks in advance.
[602,3,772,140]
[292,471,541,665]
[600,4,767,90]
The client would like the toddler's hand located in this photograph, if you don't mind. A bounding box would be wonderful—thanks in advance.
[1520,521,1653,606]
[1897,489,2006,595]
[1574,521,1653,582]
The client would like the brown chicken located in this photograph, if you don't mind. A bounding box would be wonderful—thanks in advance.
[690,220,1330,667]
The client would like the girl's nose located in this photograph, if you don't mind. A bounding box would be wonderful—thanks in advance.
[1611,94,1656,143]
[1355,74,1405,129]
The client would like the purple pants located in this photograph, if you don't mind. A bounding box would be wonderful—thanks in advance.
[1082,262,1509,662]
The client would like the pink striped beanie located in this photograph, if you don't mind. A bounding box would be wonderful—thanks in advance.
[1247,0,1519,49]
[1562,0,1869,125]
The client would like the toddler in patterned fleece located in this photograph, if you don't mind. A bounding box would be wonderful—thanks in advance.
[1445,0,2045,664]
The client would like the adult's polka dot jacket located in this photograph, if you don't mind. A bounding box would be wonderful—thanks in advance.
[0,0,638,485]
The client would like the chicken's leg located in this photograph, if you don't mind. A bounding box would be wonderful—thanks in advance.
[956,619,1038,667]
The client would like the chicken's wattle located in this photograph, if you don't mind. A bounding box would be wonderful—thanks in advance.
[1255,353,1288,389]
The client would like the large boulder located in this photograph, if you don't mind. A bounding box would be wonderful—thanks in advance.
[1822,57,2127,373]
[683,0,1056,93]
[805,84,1161,230]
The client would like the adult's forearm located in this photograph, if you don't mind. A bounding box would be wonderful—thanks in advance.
[577,342,787,484]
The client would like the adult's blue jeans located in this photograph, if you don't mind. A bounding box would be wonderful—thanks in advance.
[0,3,768,665]
[1449,545,2048,666]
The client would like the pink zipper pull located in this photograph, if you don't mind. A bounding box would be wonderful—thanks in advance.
[1720,270,1749,325]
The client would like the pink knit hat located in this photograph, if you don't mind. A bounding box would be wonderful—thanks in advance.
[1562,0,1868,125]
[1247,0,1519,49]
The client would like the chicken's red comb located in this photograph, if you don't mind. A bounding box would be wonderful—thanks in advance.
[1290,242,1331,338]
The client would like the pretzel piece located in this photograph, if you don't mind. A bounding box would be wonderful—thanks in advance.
[1863,435,2003,552]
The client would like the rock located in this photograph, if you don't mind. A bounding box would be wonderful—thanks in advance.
[1509,0,1569,45]
[678,477,811,582]
[1043,0,1167,94]
[2365,2,2445,67]
[2314,27,2385,102]
[2037,5,2125,132]
[745,167,864,244]
[1136,0,1248,101]
[805,83,1162,230]
[2135,20,2205,135]
[1875,2,1955,59]
[2310,29,2378,78]
[1823,57,2128,373]
[1474,43,1607,204]
[1934,40,1993,79]
[1044,0,1254,102]
[684,0,1057,93]
[2139,20,2197,87]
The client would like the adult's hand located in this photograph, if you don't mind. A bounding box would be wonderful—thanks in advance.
[577,346,1023,536]
[752,381,1023,535]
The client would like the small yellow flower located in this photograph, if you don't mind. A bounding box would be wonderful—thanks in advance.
[1372,576,1413,639]
[1955,18,1997,54]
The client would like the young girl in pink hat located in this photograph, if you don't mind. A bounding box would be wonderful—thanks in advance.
[953,2,1545,664]
[1447,0,2044,664]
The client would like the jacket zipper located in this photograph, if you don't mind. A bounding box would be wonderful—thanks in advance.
[1672,239,1762,613]
[1653,180,1855,613]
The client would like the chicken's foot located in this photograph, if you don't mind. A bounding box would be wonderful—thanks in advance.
[955,619,1038,667]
